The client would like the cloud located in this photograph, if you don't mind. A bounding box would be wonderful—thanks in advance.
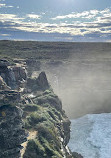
[0,3,5,7]
[26,14,41,19]
[0,8,111,41]
[0,14,24,22]
[0,3,13,8]
[51,10,97,20]
[0,33,10,36]
[51,8,110,20]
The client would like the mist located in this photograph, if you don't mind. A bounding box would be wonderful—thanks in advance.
[40,47,111,119]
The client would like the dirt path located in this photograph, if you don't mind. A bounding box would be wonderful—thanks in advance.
[20,130,37,158]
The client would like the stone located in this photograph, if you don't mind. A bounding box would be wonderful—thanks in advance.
[37,71,49,90]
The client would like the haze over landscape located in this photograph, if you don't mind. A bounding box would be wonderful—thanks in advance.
[0,41,111,118]
[42,43,111,118]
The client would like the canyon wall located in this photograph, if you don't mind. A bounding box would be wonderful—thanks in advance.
[0,59,73,158]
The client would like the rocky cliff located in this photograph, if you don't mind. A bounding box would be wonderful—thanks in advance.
[0,59,73,158]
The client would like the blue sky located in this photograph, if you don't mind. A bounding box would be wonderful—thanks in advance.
[0,0,111,41]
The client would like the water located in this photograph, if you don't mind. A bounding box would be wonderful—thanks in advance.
[68,113,111,158]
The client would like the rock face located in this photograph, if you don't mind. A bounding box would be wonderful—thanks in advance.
[0,59,73,158]
[0,59,27,90]
[37,71,49,90]
[27,71,50,92]
[0,76,10,90]
[0,90,21,107]
[0,59,10,67]
[0,105,27,158]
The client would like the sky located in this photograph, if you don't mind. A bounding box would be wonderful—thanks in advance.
[0,0,111,41]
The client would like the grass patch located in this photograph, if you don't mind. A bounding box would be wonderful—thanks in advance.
[23,90,66,158]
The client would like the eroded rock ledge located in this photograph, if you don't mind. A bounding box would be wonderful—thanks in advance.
[0,59,74,158]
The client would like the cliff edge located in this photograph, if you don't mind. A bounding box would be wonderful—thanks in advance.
[0,59,73,158]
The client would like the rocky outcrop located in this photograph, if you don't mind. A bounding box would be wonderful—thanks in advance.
[37,71,49,90]
[27,71,50,92]
[0,60,73,158]
[0,59,27,90]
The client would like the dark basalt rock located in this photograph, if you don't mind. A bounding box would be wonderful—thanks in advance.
[27,71,50,92]
[62,118,71,145]
[12,66,27,81]
[0,105,27,158]
[0,76,10,90]
[0,60,27,90]
[0,90,21,107]
[72,152,83,158]
[0,59,10,67]
[37,71,49,90]
[7,66,27,90]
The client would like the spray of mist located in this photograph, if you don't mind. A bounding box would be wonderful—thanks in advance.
[31,45,111,119]
[42,50,111,118]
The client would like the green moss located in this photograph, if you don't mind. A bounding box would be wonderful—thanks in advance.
[47,110,56,121]
[25,139,46,158]
[27,112,47,126]
[23,104,39,112]
[40,137,63,158]
[24,119,31,129]
[24,137,63,158]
